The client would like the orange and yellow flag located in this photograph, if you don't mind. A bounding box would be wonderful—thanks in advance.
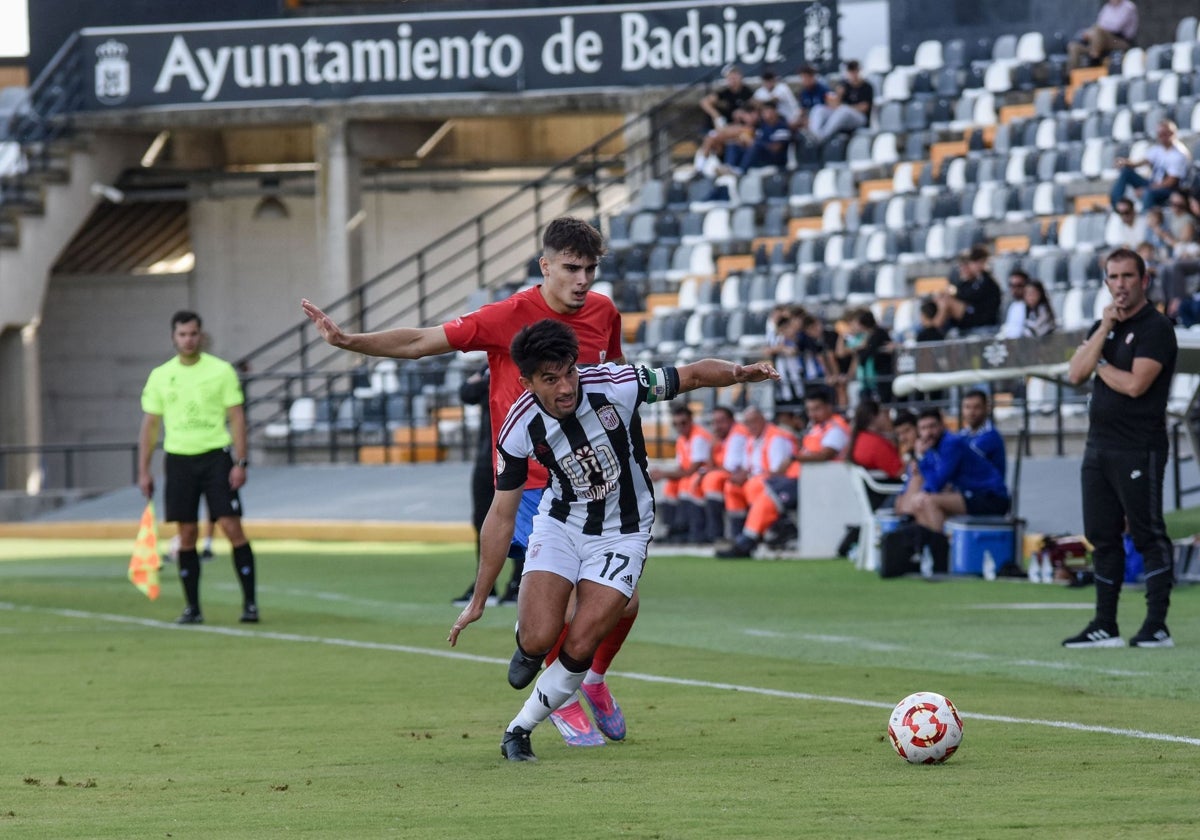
[128,501,162,600]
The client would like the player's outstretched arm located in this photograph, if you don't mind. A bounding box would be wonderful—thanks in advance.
[300,298,454,359]
[448,486,522,647]
[674,359,779,394]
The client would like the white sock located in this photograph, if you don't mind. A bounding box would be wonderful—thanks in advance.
[509,660,587,732]
[582,669,604,686]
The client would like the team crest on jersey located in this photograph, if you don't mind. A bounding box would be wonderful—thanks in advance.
[1125,333,1134,344]
[529,542,541,560]
[597,404,620,431]
[495,452,506,474]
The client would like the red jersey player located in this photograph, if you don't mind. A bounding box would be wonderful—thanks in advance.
[302,217,633,747]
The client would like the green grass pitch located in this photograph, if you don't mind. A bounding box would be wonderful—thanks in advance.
[1,537,1197,839]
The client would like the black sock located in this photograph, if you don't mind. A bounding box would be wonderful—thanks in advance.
[233,543,256,606]
[178,549,201,610]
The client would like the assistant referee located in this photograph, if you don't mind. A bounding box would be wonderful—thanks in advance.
[138,311,258,625]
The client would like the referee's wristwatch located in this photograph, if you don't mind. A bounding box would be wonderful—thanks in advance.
[236,458,249,468]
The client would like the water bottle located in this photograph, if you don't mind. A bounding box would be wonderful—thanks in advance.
[982,550,997,581]
[1028,551,1041,583]
[1039,552,1054,583]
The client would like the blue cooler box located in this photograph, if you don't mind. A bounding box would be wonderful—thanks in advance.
[947,519,1014,576]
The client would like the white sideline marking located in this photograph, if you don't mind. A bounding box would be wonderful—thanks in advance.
[970,603,1094,610]
[3,601,1198,748]
[743,629,1155,677]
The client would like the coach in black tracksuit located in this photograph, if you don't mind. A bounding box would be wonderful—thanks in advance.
[1063,247,1178,649]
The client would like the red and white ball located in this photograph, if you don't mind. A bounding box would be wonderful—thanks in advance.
[887,691,963,764]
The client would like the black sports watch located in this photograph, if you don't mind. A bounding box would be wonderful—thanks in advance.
[236,458,250,468]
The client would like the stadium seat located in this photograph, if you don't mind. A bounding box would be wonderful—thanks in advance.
[738,169,767,206]
[1175,16,1198,44]
[630,211,658,246]
[655,211,681,246]
[880,67,913,102]
[1016,32,1045,63]
[871,132,900,167]
[638,179,666,212]
[914,39,944,71]
[878,100,905,134]
[730,206,757,244]
[846,133,874,171]
[864,43,892,76]
[943,38,967,69]
[1173,42,1196,75]
[984,62,1014,94]
[821,199,844,232]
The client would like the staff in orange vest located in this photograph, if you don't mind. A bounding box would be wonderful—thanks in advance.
[717,385,849,559]
[698,406,751,542]
[719,404,797,550]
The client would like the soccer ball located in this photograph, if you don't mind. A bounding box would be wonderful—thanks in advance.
[887,691,963,764]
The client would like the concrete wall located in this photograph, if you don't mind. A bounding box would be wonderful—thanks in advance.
[34,178,568,487]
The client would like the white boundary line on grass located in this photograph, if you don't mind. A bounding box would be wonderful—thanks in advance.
[4,601,1199,748]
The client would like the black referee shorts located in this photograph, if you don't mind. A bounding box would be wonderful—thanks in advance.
[163,448,244,523]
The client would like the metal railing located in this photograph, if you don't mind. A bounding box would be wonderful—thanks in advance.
[233,77,721,443]
[0,32,82,197]
[0,441,138,491]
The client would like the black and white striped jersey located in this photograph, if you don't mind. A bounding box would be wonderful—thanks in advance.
[495,363,679,536]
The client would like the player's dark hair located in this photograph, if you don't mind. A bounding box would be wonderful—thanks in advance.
[171,310,202,330]
[543,216,605,260]
[805,383,835,405]
[918,407,943,423]
[963,388,989,405]
[1105,246,1147,279]
[511,319,580,379]
[712,405,735,422]
[671,403,693,419]
[893,409,917,429]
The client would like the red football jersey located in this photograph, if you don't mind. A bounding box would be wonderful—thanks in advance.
[441,286,623,489]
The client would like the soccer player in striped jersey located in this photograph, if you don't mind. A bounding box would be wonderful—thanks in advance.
[303,217,632,746]
[447,319,778,761]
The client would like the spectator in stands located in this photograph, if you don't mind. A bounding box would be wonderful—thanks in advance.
[894,407,1010,534]
[699,406,750,542]
[650,404,715,544]
[958,389,1006,480]
[794,64,830,131]
[724,98,792,174]
[999,269,1029,339]
[1023,279,1058,337]
[842,308,895,404]
[892,409,918,464]
[753,68,801,128]
[1151,191,1200,260]
[767,305,806,412]
[846,398,904,484]
[799,312,839,387]
[694,103,758,179]
[717,385,848,558]
[916,299,945,343]
[809,60,874,144]
[700,64,755,133]
[1106,198,1148,249]
[1109,120,1191,211]
[1067,0,1138,70]
[934,245,1003,334]
[908,300,947,406]
[718,404,796,551]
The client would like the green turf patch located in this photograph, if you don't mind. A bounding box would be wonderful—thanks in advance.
[0,540,1196,838]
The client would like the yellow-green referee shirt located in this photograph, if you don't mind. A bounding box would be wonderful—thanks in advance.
[141,353,244,455]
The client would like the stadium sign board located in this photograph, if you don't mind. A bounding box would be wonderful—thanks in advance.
[78,1,835,110]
